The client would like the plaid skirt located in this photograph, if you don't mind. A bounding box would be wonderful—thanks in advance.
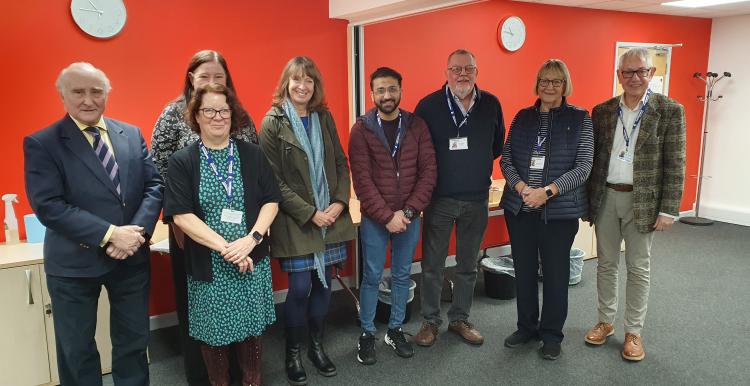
[279,242,348,272]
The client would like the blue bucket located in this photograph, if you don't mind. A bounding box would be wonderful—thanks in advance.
[24,214,46,243]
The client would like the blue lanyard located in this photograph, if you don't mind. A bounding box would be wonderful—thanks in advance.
[199,138,236,206]
[617,90,651,150]
[377,112,403,158]
[445,85,472,132]
[535,136,547,153]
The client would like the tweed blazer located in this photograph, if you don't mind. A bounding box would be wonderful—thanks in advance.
[588,93,686,233]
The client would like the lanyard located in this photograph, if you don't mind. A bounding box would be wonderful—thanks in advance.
[377,112,403,158]
[445,85,472,134]
[535,136,547,153]
[199,138,236,206]
[617,90,651,151]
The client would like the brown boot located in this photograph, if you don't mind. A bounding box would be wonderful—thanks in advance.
[448,320,484,346]
[622,333,645,361]
[200,344,230,386]
[584,322,614,345]
[235,336,262,386]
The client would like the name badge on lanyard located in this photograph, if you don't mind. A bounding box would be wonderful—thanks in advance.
[445,85,471,151]
[377,113,403,158]
[617,90,650,165]
[200,139,242,224]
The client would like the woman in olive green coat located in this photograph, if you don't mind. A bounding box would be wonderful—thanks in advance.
[259,56,355,386]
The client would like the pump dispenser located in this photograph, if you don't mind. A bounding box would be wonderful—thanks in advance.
[3,194,20,244]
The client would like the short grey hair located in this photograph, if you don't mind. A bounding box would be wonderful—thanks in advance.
[617,48,653,70]
[447,49,476,64]
[55,62,112,93]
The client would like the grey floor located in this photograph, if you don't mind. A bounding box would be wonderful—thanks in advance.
[105,221,750,385]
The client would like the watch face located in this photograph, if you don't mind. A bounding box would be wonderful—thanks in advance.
[499,16,526,52]
[71,0,127,39]
[252,231,263,242]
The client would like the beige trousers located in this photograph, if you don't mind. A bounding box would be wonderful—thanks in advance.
[594,189,655,335]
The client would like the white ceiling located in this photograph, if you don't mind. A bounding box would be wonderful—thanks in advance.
[513,0,750,18]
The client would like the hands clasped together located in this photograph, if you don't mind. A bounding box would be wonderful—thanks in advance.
[220,235,259,273]
[106,225,146,260]
[311,202,345,228]
[517,183,549,209]
[386,210,411,234]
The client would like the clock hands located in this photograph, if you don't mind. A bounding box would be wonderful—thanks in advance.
[79,7,104,16]
[87,0,100,11]
[503,28,514,37]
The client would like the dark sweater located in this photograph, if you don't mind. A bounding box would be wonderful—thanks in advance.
[415,84,505,201]
[163,140,282,282]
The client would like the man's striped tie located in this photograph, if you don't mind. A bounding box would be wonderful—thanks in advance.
[85,127,121,196]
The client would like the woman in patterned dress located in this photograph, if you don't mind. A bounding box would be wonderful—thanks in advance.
[259,56,355,385]
[164,83,281,386]
[151,50,258,385]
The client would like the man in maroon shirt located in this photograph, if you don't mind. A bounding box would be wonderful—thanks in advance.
[349,67,437,365]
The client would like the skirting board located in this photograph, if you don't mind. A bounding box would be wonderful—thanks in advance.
[692,204,750,226]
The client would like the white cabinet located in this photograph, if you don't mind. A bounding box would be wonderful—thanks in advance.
[0,244,112,386]
[0,265,52,386]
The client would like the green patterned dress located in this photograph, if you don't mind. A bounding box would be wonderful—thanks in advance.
[187,145,276,346]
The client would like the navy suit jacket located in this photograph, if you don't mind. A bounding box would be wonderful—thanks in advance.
[24,115,163,278]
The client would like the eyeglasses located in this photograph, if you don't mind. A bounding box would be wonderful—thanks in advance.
[448,65,477,75]
[373,86,400,96]
[620,68,652,79]
[538,79,565,88]
[200,108,232,119]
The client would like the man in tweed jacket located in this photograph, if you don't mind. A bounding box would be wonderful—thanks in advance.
[584,48,686,362]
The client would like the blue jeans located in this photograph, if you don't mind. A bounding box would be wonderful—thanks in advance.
[359,215,421,333]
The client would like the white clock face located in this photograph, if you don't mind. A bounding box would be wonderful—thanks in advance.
[499,16,526,52]
[70,0,127,39]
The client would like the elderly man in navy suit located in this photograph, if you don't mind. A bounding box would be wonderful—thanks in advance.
[24,62,163,386]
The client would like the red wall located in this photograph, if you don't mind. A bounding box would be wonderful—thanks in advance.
[363,0,711,212]
[0,0,348,241]
[0,0,348,315]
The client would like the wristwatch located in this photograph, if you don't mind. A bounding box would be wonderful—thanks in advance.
[545,186,554,199]
[251,231,264,244]
[403,207,416,220]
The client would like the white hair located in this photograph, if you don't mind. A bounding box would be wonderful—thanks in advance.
[618,48,653,70]
[55,62,112,93]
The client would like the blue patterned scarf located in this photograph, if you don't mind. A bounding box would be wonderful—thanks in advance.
[282,98,330,288]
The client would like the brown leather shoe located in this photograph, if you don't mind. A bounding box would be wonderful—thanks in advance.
[414,322,439,347]
[622,333,645,361]
[584,322,614,345]
[448,320,484,346]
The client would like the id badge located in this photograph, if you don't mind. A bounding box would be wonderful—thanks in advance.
[221,208,243,224]
[618,151,634,164]
[449,137,468,150]
[530,156,546,170]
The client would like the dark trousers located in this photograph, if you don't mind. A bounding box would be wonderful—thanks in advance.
[421,197,488,326]
[504,211,578,343]
[284,266,333,329]
[46,262,150,386]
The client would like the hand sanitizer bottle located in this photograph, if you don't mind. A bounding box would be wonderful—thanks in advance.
[2,194,20,244]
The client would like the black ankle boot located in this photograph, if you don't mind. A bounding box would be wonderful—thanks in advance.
[308,329,337,377]
[285,327,307,385]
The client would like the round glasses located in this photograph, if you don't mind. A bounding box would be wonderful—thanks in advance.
[200,108,232,119]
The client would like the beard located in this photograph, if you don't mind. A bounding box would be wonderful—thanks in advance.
[451,82,473,99]
[375,97,401,115]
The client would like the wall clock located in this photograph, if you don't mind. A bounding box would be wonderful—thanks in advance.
[498,16,526,52]
[70,0,127,39]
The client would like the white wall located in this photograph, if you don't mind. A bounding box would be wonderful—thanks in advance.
[699,14,750,226]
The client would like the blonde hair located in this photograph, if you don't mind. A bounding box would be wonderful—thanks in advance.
[534,59,572,97]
